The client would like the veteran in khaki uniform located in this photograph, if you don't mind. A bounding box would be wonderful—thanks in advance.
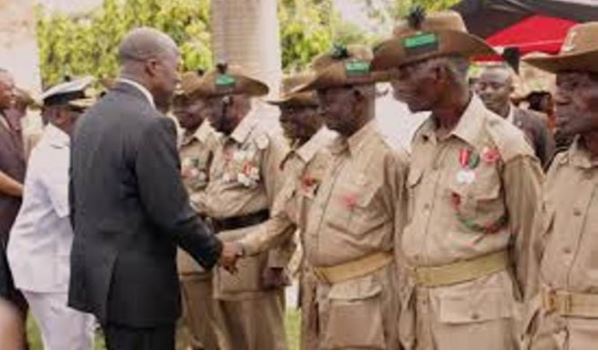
[373,10,543,349]
[171,70,223,349]
[245,45,408,349]
[188,63,290,349]
[236,72,335,349]
[522,23,598,349]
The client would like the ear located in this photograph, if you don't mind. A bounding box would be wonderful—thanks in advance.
[145,58,160,78]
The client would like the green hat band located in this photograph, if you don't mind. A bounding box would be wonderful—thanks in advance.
[403,32,439,56]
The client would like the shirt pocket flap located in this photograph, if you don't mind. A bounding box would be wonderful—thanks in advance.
[328,275,382,301]
[438,289,512,324]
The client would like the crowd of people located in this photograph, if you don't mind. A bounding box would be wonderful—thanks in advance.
[0,8,597,350]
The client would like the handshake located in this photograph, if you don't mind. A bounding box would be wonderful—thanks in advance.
[217,241,244,273]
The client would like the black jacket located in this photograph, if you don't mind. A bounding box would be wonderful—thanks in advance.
[68,82,222,327]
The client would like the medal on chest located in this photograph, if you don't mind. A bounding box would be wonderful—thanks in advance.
[456,148,479,185]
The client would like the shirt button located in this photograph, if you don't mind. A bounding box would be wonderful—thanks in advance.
[563,247,572,254]
[573,208,582,216]
[471,312,480,320]
[423,203,431,211]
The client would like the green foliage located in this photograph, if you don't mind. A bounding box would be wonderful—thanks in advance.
[36,0,212,87]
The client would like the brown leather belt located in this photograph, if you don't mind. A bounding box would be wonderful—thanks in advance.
[209,209,270,233]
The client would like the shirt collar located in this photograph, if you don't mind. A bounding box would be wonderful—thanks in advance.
[45,123,70,149]
[118,78,155,109]
[329,119,377,156]
[295,126,335,163]
[182,119,213,146]
[420,94,486,148]
[229,108,258,145]
[568,136,598,169]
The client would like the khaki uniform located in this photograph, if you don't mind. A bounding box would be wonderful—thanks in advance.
[526,139,598,349]
[303,121,408,349]
[239,127,336,349]
[401,96,543,349]
[175,120,223,350]
[196,109,291,349]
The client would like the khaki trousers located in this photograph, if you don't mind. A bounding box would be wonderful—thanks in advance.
[176,272,223,349]
[215,289,287,349]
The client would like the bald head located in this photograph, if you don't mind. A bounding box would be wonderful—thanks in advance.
[117,27,181,109]
[477,64,515,117]
[118,27,178,65]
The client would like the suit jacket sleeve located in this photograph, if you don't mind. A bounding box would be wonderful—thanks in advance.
[135,117,222,269]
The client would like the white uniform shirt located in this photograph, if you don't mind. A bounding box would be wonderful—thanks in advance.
[7,124,73,293]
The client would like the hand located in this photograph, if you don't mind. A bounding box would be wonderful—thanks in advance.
[261,267,290,289]
[218,242,244,273]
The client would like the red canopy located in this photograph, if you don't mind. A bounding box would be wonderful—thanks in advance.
[486,15,576,55]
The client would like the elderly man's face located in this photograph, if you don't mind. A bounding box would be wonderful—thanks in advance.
[554,71,598,138]
[0,72,15,111]
[476,67,513,115]
[205,94,249,135]
[173,95,207,131]
[390,60,441,113]
[317,86,361,136]
[279,104,320,143]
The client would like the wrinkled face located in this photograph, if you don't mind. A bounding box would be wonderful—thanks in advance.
[389,59,441,113]
[317,86,361,135]
[278,104,321,143]
[476,68,513,115]
[204,94,249,135]
[172,95,207,131]
[0,72,15,111]
[554,71,598,138]
[147,49,181,104]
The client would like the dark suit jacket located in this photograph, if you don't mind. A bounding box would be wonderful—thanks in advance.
[513,107,555,169]
[68,82,222,327]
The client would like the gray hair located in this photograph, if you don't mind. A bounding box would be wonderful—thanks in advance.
[118,27,179,64]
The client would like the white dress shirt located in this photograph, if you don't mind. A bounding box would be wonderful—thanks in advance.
[7,124,73,293]
[118,77,156,108]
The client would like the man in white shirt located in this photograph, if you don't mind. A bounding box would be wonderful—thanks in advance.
[7,77,96,349]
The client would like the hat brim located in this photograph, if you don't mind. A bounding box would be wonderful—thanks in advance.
[267,92,318,107]
[68,97,96,110]
[523,50,598,74]
[293,65,390,93]
[190,73,269,98]
[372,30,497,71]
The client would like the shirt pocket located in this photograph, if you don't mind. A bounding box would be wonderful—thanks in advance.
[328,180,380,236]
[324,275,386,349]
[438,288,513,324]
[447,165,502,220]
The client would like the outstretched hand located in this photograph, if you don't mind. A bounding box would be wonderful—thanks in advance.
[218,242,244,273]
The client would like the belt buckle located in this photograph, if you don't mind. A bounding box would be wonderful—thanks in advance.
[543,290,557,312]
[556,291,573,315]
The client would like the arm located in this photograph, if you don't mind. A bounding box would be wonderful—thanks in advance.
[502,155,544,298]
[135,118,223,269]
[0,170,22,197]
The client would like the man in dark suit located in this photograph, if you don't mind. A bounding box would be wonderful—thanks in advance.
[477,64,556,168]
[68,27,240,349]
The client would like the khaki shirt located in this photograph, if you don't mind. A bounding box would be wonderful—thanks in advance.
[240,127,336,255]
[403,96,542,291]
[532,138,598,296]
[177,120,219,275]
[196,108,290,269]
[303,120,409,267]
